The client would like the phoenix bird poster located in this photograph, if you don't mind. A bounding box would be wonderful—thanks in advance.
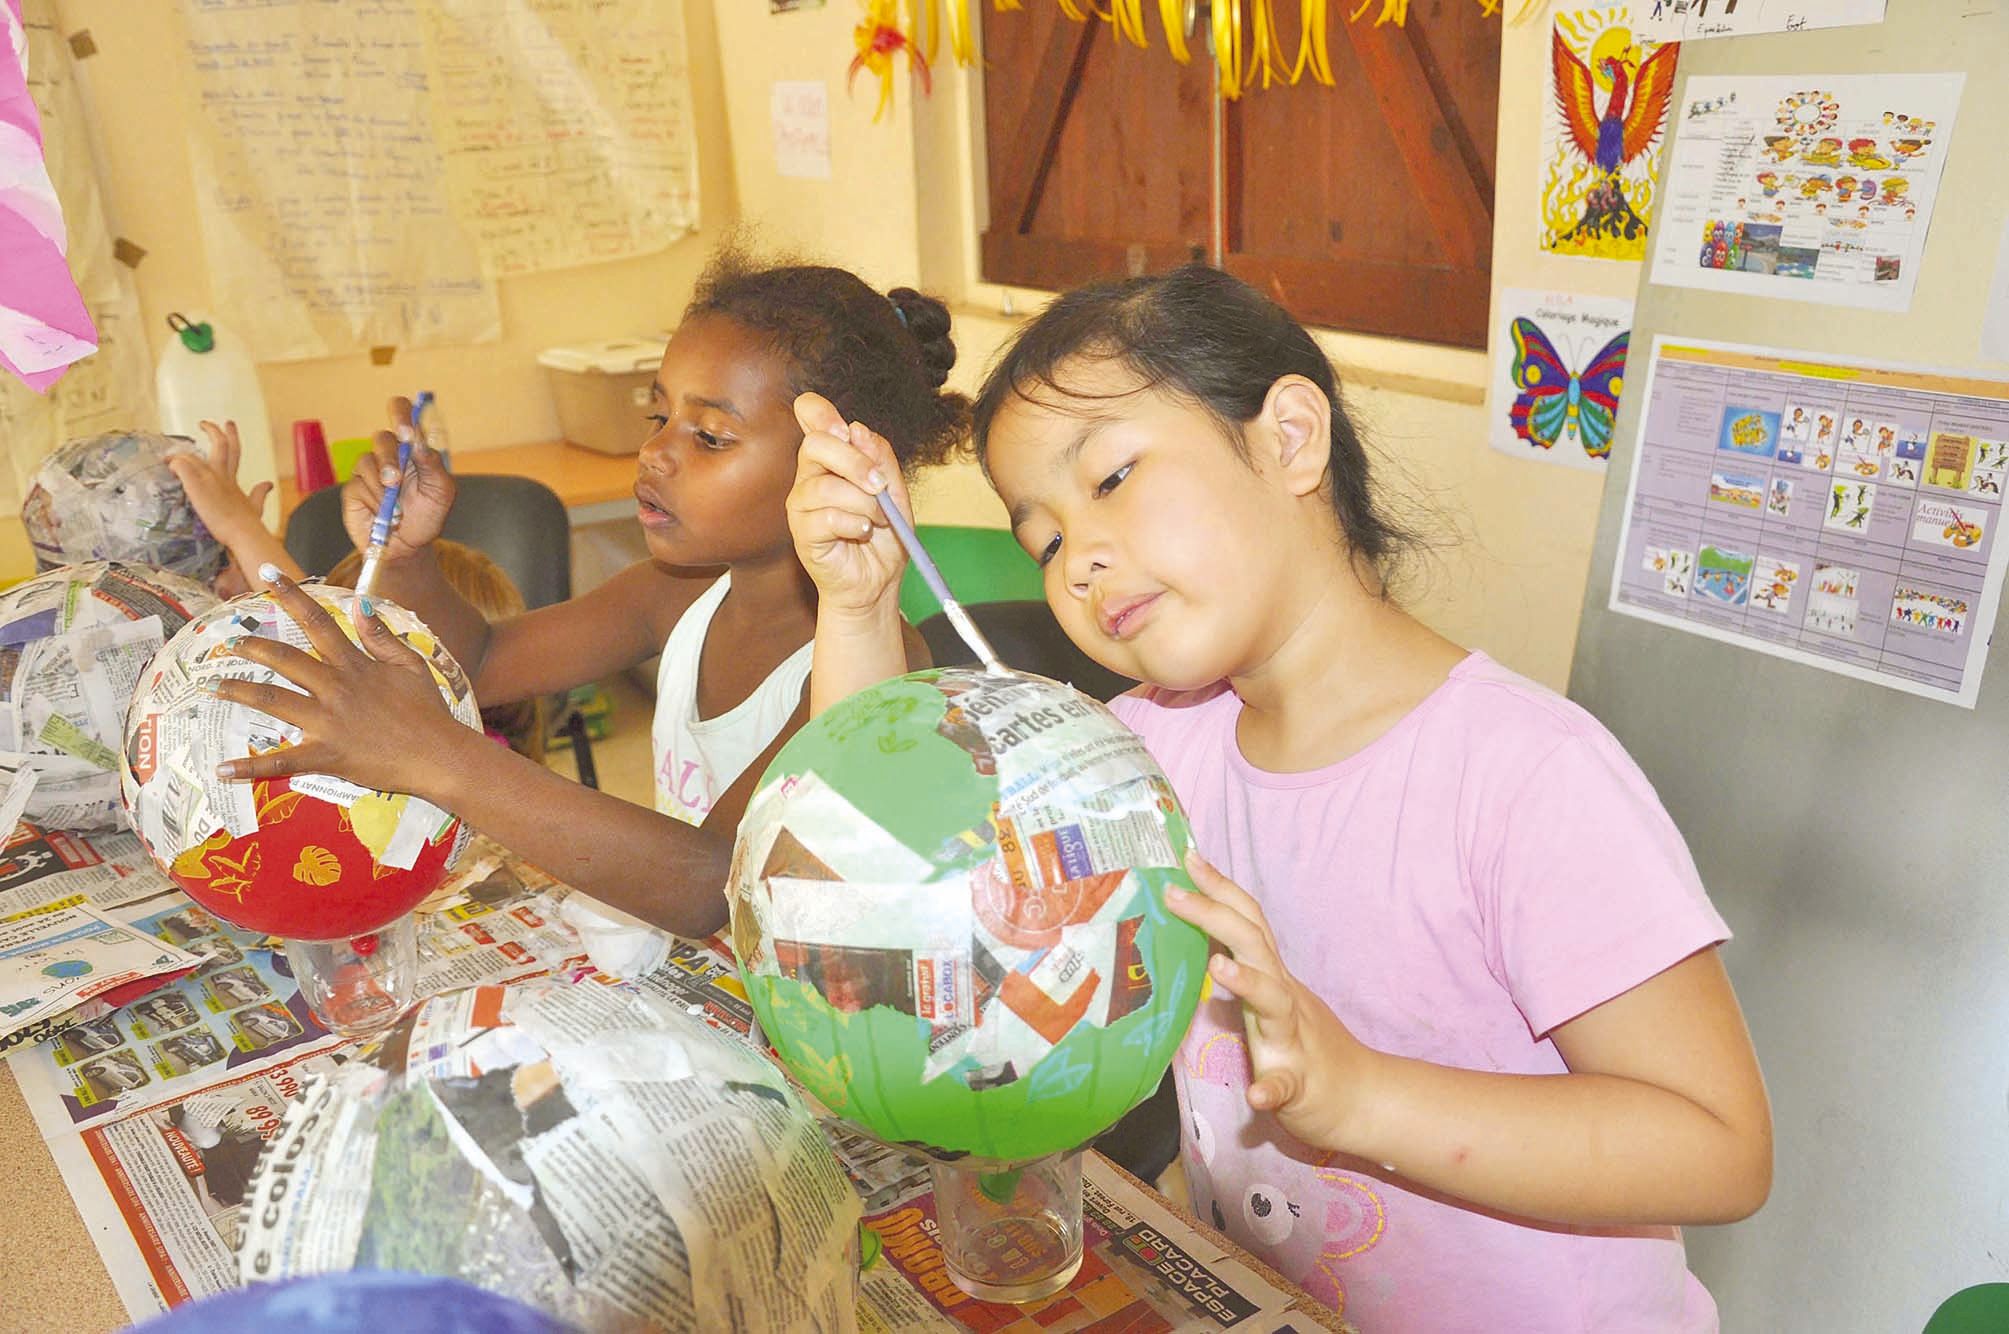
[1489,288,1635,471]
[1541,8,1680,262]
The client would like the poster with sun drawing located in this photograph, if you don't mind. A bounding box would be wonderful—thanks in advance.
[1541,8,1679,262]
[1489,288,1634,471]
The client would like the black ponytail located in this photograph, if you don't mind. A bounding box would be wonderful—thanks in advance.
[686,250,970,470]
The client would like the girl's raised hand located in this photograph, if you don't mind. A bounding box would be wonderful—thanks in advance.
[168,421,296,596]
[211,566,465,798]
[341,396,456,564]
[1167,850,1378,1153]
[787,392,913,619]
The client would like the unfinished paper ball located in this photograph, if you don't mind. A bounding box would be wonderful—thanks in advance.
[239,978,863,1331]
[120,582,480,940]
[22,430,227,583]
[0,561,217,831]
[728,667,1208,1166]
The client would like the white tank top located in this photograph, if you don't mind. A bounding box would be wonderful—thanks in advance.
[651,574,813,827]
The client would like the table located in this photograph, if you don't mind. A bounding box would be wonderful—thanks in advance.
[277,439,642,529]
[0,838,1345,1334]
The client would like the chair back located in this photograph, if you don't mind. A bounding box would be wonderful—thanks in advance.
[284,475,572,610]
[917,600,1133,702]
[898,524,1044,623]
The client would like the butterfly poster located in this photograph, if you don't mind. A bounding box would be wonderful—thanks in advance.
[1488,288,1634,471]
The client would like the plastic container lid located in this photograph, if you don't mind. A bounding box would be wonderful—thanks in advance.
[536,335,670,375]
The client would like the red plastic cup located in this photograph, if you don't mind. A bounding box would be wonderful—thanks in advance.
[292,419,335,493]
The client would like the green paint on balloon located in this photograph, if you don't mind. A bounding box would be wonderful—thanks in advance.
[734,668,1209,1166]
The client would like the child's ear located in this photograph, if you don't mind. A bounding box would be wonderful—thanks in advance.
[1258,376,1332,497]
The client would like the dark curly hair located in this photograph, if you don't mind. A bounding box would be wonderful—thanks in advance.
[970,264,1418,590]
[685,248,969,471]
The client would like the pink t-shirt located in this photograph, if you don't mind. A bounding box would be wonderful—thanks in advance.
[1110,653,1728,1333]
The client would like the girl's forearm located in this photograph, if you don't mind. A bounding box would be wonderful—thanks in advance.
[809,601,908,716]
[428,727,731,938]
[1340,1053,1772,1228]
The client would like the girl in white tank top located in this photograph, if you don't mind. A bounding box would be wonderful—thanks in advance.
[196,255,970,950]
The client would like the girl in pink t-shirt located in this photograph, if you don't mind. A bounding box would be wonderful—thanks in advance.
[788,265,1771,1331]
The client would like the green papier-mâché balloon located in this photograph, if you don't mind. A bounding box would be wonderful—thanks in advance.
[728,667,1209,1167]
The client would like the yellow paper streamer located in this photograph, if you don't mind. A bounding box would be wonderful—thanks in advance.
[948,0,976,62]
[1246,0,1286,88]
[1213,0,1243,98]
[1109,0,1149,46]
[851,0,933,122]
[907,0,938,62]
[1158,0,1193,62]
[1292,0,1333,84]
[852,0,1499,118]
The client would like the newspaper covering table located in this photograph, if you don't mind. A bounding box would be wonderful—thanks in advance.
[8,841,1341,1332]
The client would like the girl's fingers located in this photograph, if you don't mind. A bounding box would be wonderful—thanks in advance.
[1247,1069,1304,1114]
[796,427,887,497]
[850,422,919,525]
[216,743,320,783]
[223,636,335,696]
[793,391,847,440]
[792,473,887,527]
[369,429,402,486]
[212,678,317,730]
[259,570,363,667]
[1186,848,1286,957]
[246,481,274,516]
[350,601,427,674]
[197,420,231,466]
[795,505,882,546]
[1210,953,1297,1029]
[1166,883,1277,969]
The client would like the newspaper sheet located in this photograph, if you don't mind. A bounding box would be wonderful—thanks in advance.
[0,820,177,918]
[11,870,584,1136]
[20,847,1328,1332]
[0,902,201,1046]
[11,896,346,1136]
[42,1038,372,1318]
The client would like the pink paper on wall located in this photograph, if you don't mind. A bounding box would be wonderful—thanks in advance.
[0,0,94,394]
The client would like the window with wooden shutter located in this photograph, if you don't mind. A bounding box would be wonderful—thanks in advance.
[978,3,1215,295]
[979,5,1500,349]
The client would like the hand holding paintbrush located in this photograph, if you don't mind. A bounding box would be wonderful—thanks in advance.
[788,393,1007,713]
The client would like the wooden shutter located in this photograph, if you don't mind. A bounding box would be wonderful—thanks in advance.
[980,5,1500,349]
[1221,3,1499,347]
[979,6,1215,292]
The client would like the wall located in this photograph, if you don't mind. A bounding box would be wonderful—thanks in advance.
[23,3,1603,688]
[48,0,740,460]
[717,4,1608,690]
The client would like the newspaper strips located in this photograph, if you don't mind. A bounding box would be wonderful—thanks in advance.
[241,975,863,1333]
[21,431,226,582]
[121,582,479,872]
[39,1041,366,1317]
[0,561,215,830]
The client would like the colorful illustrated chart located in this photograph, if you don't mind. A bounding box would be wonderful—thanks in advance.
[1649,73,1964,313]
[1611,339,2009,706]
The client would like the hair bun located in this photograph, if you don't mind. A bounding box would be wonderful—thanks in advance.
[888,286,957,390]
